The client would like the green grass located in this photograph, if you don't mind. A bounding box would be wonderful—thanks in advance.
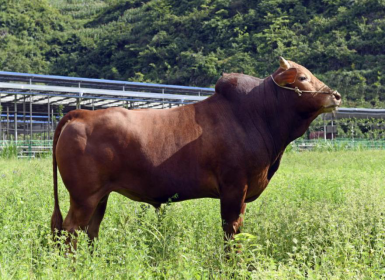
[0,151,385,279]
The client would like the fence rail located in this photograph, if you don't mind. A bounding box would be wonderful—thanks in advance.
[292,139,385,151]
[0,140,52,158]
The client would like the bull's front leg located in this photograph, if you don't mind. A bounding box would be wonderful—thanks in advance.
[219,183,247,241]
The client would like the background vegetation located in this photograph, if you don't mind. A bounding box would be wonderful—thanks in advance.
[0,0,385,107]
[0,152,384,278]
[308,117,385,140]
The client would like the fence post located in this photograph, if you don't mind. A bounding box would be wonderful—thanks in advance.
[30,95,33,141]
[48,96,50,141]
[23,96,26,140]
[6,106,9,140]
[14,94,17,142]
[0,93,2,140]
[323,114,326,141]
[28,140,32,159]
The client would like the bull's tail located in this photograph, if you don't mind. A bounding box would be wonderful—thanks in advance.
[51,147,63,236]
[51,113,73,236]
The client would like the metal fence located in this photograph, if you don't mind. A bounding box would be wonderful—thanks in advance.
[291,139,385,151]
[0,140,52,158]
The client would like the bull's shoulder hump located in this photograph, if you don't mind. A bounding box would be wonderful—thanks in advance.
[215,73,241,93]
[215,73,264,96]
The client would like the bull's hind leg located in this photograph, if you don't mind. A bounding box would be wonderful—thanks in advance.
[62,197,100,249]
[86,195,109,240]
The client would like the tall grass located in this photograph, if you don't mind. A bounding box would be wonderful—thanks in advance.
[0,151,384,278]
[0,142,18,158]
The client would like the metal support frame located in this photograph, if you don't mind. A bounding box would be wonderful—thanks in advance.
[51,109,54,131]
[30,95,32,140]
[6,107,9,140]
[92,99,123,108]
[0,94,15,102]
[53,97,78,107]
[12,95,28,103]
[30,95,51,103]
[0,82,208,103]
[323,114,326,141]
[48,96,50,141]
[14,94,17,141]
[23,96,26,139]
[0,93,2,140]
[49,97,69,105]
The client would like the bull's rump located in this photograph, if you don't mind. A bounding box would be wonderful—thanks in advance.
[55,107,220,205]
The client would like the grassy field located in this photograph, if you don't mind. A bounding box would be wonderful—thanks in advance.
[0,151,384,279]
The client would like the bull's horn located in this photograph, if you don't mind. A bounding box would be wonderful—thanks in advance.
[279,56,291,70]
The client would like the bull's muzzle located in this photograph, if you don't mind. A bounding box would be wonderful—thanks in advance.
[332,90,342,106]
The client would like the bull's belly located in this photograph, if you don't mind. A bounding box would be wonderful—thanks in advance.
[113,170,220,206]
[245,176,269,203]
[114,169,270,205]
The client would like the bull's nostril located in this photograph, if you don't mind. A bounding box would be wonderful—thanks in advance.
[334,92,341,101]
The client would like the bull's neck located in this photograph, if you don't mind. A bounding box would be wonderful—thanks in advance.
[241,77,318,159]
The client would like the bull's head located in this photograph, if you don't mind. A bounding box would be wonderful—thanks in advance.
[271,57,341,114]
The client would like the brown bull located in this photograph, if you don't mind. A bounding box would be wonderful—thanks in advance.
[51,57,341,243]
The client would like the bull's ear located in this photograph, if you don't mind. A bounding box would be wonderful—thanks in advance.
[275,68,298,85]
[279,56,291,70]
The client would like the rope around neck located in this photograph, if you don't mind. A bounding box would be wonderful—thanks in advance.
[270,75,335,97]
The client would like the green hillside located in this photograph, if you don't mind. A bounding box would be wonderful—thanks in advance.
[1,0,384,107]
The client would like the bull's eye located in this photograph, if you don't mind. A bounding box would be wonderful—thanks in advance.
[299,76,307,81]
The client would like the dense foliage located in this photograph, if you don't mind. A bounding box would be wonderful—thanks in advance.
[1,0,385,107]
